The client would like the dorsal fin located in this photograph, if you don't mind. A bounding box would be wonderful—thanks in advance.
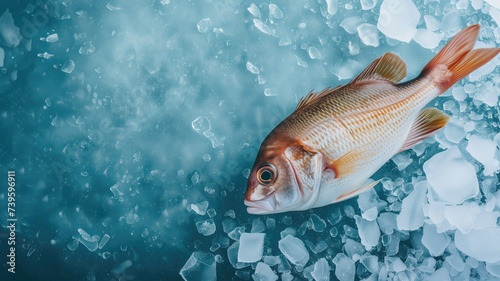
[295,86,341,111]
[350,52,407,84]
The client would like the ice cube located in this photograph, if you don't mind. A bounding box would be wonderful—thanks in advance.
[325,0,339,15]
[179,251,216,281]
[190,201,209,215]
[377,212,397,234]
[309,214,327,232]
[308,47,322,59]
[253,19,273,36]
[340,16,364,34]
[423,146,479,204]
[269,4,283,19]
[354,215,380,250]
[45,33,59,43]
[414,28,442,49]
[360,255,379,273]
[114,260,132,275]
[227,242,249,269]
[475,81,499,107]
[424,15,441,32]
[444,202,480,234]
[486,262,500,277]
[421,223,451,256]
[332,253,355,281]
[391,152,413,171]
[344,238,365,260]
[455,226,500,263]
[466,134,499,176]
[428,268,451,281]
[486,0,500,9]
[253,262,278,281]
[278,235,309,266]
[377,0,420,43]
[246,61,260,74]
[196,219,216,236]
[61,60,75,74]
[357,23,379,47]
[197,18,212,33]
[192,116,211,134]
[360,0,377,10]
[98,234,110,249]
[444,119,465,144]
[396,181,426,231]
[0,9,23,48]
[311,258,330,281]
[237,233,265,263]
[251,218,266,233]
[247,3,261,17]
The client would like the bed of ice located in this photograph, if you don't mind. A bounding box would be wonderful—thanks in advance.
[0,0,499,280]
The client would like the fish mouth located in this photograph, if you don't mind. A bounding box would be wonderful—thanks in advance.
[244,197,276,214]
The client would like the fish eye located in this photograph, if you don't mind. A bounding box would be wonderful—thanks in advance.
[257,165,277,185]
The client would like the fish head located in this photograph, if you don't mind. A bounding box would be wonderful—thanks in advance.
[244,145,323,214]
[244,153,301,214]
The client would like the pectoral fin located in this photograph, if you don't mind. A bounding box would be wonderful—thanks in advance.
[399,108,450,152]
[334,179,380,203]
[328,149,373,179]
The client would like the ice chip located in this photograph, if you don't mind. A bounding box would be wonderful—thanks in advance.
[423,146,479,204]
[113,260,132,275]
[354,215,380,250]
[190,201,208,215]
[79,41,95,55]
[474,82,499,107]
[309,214,327,232]
[0,9,23,48]
[253,19,273,36]
[246,61,260,74]
[228,242,249,269]
[192,116,211,134]
[253,262,278,281]
[421,223,451,256]
[278,234,309,266]
[308,46,322,59]
[247,3,261,17]
[424,15,441,32]
[196,219,216,236]
[98,234,110,249]
[340,16,364,34]
[179,251,216,281]
[486,0,500,9]
[332,253,355,281]
[61,60,75,74]
[269,4,283,19]
[414,28,442,49]
[360,0,377,10]
[325,0,339,15]
[396,181,426,230]
[455,226,500,263]
[357,23,379,47]
[467,134,499,176]
[197,18,212,33]
[377,0,420,43]
[444,202,480,233]
[45,33,59,43]
[237,233,265,263]
[311,258,330,281]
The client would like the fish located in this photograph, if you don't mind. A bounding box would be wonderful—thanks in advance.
[244,24,500,215]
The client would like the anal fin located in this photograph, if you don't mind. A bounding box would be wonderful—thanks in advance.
[334,179,380,203]
[399,108,450,152]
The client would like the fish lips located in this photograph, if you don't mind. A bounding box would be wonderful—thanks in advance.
[244,197,276,214]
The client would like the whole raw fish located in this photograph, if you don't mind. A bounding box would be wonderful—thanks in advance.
[244,25,500,214]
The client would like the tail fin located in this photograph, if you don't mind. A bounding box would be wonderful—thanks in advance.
[420,24,500,93]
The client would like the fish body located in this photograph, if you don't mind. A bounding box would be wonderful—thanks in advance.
[244,25,500,214]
